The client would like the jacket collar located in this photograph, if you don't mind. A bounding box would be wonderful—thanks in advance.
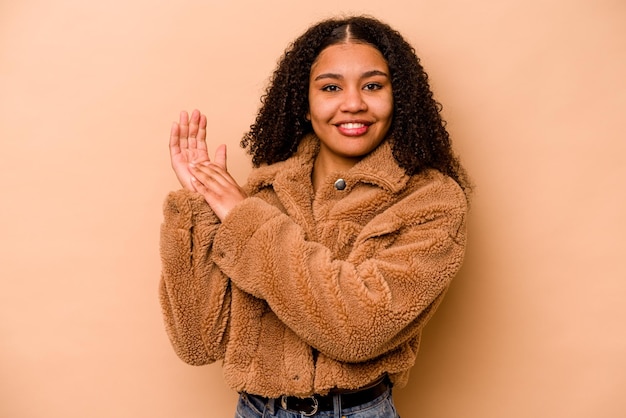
[245,134,410,194]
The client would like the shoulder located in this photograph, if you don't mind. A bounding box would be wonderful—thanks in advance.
[384,169,467,235]
[406,169,466,207]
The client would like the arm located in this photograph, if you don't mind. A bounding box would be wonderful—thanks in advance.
[211,175,467,363]
[159,189,231,365]
[161,108,235,365]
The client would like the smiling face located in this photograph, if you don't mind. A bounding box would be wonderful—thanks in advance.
[307,42,393,170]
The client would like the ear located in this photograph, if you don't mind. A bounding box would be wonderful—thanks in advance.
[305,111,311,121]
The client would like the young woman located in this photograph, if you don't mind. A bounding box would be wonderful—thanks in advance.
[160,15,471,418]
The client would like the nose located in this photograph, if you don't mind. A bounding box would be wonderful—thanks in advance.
[339,87,367,113]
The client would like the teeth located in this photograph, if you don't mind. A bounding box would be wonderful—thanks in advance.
[340,123,365,129]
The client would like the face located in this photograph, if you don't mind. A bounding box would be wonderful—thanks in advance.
[307,42,393,169]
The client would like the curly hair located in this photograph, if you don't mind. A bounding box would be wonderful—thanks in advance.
[241,15,472,198]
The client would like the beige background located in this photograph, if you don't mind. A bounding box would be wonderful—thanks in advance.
[1,0,625,417]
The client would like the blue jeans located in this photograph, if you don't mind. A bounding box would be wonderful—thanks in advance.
[235,387,400,417]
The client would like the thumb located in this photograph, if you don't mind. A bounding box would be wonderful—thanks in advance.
[214,144,227,169]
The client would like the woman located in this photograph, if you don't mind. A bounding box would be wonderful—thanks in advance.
[160,15,471,417]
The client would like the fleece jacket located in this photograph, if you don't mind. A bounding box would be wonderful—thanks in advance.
[159,135,467,398]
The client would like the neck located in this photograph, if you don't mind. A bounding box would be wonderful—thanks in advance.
[312,151,359,192]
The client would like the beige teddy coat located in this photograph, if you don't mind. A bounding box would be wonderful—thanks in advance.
[159,135,467,398]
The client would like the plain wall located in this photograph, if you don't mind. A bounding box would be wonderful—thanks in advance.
[1,0,625,417]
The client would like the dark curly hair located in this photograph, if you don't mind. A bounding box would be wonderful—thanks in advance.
[241,15,472,198]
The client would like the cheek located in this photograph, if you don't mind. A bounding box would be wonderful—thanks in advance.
[308,91,339,118]
[309,106,327,122]
[376,97,394,122]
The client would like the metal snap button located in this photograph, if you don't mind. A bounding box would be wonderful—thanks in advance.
[334,178,346,190]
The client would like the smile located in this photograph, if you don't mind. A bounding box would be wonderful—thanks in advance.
[340,122,366,129]
[336,122,371,136]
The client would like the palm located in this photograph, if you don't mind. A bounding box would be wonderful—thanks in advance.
[170,110,209,190]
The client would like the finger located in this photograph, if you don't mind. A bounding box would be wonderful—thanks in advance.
[197,113,208,152]
[190,166,245,221]
[190,175,214,200]
[189,168,229,204]
[213,144,227,169]
[169,122,181,155]
[178,111,189,150]
[194,162,240,189]
[190,163,228,189]
[188,109,201,149]
[190,163,219,184]
[190,175,203,193]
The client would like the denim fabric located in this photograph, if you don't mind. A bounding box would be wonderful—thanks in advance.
[235,387,400,418]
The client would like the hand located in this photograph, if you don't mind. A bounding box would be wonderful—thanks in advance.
[190,145,247,221]
[169,110,210,190]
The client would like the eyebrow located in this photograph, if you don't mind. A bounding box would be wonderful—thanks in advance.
[313,70,389,81]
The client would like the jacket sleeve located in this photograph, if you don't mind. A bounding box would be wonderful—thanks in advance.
[159,189,231,365]
[211,174,467,363]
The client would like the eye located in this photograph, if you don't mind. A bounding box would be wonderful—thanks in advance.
[363,82,383,91]
[321,84,341,92]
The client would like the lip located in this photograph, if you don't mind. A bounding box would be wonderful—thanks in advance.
[335,120,372,136]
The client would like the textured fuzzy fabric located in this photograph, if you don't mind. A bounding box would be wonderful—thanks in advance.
[159,135,467,398]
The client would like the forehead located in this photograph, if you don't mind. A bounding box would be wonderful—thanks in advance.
[310,42,388,74]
